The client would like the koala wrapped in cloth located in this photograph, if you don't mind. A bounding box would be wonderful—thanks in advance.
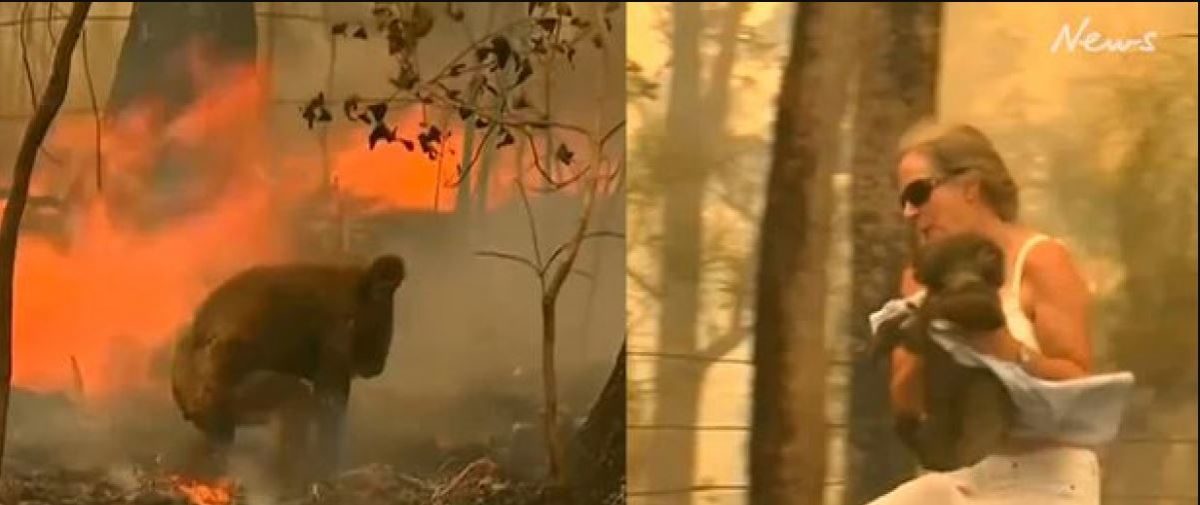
[171,254,406,484]
[868,232,1016,472]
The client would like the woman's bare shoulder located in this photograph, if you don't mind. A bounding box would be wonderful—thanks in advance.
[1023,232,1088,290]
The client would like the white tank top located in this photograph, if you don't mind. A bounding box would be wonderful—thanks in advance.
[1002,234,1053,352]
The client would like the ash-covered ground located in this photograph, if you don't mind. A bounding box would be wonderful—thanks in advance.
[1,383,622,505]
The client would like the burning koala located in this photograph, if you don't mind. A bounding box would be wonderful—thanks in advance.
[170,254,406,484]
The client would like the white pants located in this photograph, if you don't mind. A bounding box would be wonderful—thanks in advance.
[866,447,1100,505]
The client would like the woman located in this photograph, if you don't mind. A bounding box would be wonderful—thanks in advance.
[869,122,1107,504]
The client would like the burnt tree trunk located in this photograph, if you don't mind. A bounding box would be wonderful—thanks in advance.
[844,3,941,503]
[0,1,93,472]
[104,1,257,231]
[107,1,258,117]
[749,4,856,505]
[567,342,626,504]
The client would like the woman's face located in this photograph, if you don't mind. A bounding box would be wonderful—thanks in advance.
[896,150,979,244]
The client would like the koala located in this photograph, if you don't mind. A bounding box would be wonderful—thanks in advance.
[171,254,406,485]
[870,232,1016,471]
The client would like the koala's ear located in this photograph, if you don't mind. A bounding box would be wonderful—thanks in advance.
[361,255,406,300]
[368,255,406,286]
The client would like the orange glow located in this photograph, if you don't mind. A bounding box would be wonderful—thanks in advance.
[12,58,292,403]
[9,40,601,404]
[330,112,465,213]
[328,113,604,214]
[169,475,236,505]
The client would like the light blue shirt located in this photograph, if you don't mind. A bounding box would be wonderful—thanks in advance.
[869,297,1136,446]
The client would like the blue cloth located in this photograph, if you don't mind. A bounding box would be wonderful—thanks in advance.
[869,298,1136,447]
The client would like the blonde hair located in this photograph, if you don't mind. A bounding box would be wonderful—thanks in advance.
[898,120,1020,222]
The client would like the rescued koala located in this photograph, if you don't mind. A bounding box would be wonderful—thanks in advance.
[870,232,1017,471]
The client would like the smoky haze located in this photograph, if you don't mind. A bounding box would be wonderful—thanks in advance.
[0,1,626,484]
[624,3,1195,504]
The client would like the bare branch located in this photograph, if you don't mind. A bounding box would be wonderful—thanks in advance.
[427,17,529,82]
[701,251,754,358]
[545,176,601,300]
[518,127,556,188]
[426,92,595,138]
[431,114,451,211]
[600,119,626,149]
[714,186,759,224]
[627,267,662,299]
[444,123,497,188]
[1,0,93,470]
[514,176,545,276]
[17,3,61,168]
[69,354,84,405]
[605,158,626,187]
[474,250,540,276]
[543,230,625,274]
[516,127,584,191]
[81,27,102,190]
[701,316,747,359]
[43,2,57,51]
[532,162,588,193]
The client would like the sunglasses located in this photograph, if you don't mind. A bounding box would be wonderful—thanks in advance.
[899,170,968,209]
[899,177,942,209]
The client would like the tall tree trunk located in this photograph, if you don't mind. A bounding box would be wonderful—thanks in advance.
[749,4,855,504]
[1,1,93,472]
[704,3,750,130]
[646,3,748,500]
[104,1,258,231]
[107,1,258,117]
[646,3,704,500]
[844,4,941,503]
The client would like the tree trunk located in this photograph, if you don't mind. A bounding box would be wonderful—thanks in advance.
[644,4,750,500]
[749,4,855,504]
[568,342,626,504]
[107,1,258,117]
[646,3,704,500]
[0,1,93,473]
[844,3,941,503]
[103,1,258,231]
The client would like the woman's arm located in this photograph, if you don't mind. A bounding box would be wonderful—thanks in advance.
[890,266,925,417]
[975,240,1093,380]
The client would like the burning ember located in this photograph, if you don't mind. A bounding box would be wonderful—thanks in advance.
[168,476,237,505]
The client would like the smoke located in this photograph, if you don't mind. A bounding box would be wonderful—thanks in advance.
[5,1,625,480]
[15,54,295,402]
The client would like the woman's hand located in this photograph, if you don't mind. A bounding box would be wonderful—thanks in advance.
[963,326,1024,361]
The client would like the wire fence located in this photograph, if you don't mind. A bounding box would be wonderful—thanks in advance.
[628,336,1196,505]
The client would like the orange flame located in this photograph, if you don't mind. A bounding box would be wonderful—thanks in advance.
[12,57,294,402]
[169,475,236,505]
[329,112,549,214]
[10,39,595,403]
[331,114,464,213]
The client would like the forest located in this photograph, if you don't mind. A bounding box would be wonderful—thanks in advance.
[0,2,626,504]
[626,3,1196,505]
